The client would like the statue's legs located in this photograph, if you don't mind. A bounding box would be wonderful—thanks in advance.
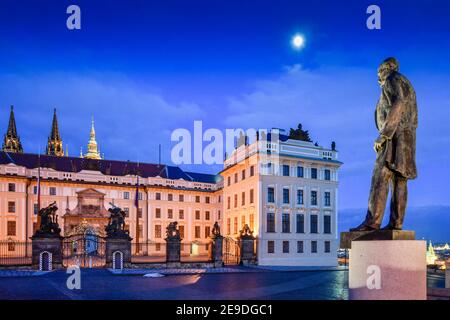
[351,161,393,231]
[385,173,408,229]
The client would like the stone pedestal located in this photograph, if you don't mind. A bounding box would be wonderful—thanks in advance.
[341,230,415,249]
[349,240,426,300]
[239,237,256,266]
[210,235,224,267]
[166,238,181,268]
[106,236,132,269]
[31,236,63,270]
[446,261,450,289]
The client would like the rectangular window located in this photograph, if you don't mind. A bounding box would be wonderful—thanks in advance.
[282,213,290,233]
[297,241,304,253]
[241,169,246,180]
[49,187,56,196]
[137,208,143,219]
[241,192,245,206]
[283,241,289,253]
[282,165,290,176]
[250,214,254,230]
[268,241,275,254]
[7,221,16,236]
[250,189,254,204]
[218,210,221,220]
[33,203,39,215]
[8,201,15,213]
[311,191,318,206]
[155,225,162,238]
[325,192,331,207]
[297,166,304,178]
[296,214,305,233]
[124,207,129,217]
[155,208,161,219]
[195,210,200,220]
[138,225,143,238]
[297,189,304,205]
[167,209,173,219]
[205,211,210,220]
[33,186,38,194]
[311,241,318,253]
[234,194,238,208]
[179,209,184,220]
[205,196,210,204]
[324,169,331,181]
[310,215,318,234]
[205,226,211,238]
[234,217,238,234]
[195,196,200,203]
[168,194,173,201]
[179,194,184,202]
[324,215,331,234]
[325,241,331,253]
[268,187,275,203]
[267,213,275,233]
[227,197,231,209]
[138,192,143,200]
[155,192,161,200]
[234,173,238,183]
[195,226,201,239]
[124,191,130,199]
[311,168,318,179]
[227,176,231,186]
[241,215,246,228]
[179,225,185,238]
[8,183,15,192]
[283,188,289,204]
[227,218,231,235]
[250,165,255,176]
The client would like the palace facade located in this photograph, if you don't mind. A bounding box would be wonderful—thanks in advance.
[0,106,342,266]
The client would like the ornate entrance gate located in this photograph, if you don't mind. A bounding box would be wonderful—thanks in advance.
[62,231,106,268]
[223,237,240,265]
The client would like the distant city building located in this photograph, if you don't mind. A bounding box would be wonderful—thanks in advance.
[427,241,438,265]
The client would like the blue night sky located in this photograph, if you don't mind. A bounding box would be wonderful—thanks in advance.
[1,0,450,210]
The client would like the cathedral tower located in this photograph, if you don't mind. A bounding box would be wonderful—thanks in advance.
[2,105,23,153]
[46,108,64,156]
[82,117,102,159]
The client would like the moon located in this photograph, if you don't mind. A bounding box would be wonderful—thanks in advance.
[292,34,305,49]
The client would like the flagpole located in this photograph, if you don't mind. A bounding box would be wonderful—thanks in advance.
[36,145,42,228]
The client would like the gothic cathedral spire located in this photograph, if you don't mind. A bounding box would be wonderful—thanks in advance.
[46,108,64,156]
[2,105,23,153]
[82,117,102,159]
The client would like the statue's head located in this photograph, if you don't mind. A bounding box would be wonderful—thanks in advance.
[377,57,399,86]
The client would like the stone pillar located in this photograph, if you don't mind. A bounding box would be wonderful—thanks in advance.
[446,261,450,289]
[166,238,181,267]
[239,236,256,266]
[210,235,224,267]
[31,235,63,270]
[106,236,132,269]
[348,240,426,300]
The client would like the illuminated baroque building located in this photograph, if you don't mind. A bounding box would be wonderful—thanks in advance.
[0,108,341,266]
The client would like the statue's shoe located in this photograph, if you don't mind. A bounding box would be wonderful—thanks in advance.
[349,223,379,232]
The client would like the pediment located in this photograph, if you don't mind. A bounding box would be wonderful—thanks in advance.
[76,188,105,196]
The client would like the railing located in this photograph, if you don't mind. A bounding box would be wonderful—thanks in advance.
[0,241,32,266]
[131,241,212,264]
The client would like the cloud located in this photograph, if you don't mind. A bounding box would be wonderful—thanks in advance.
[0,73,204,164]
[221,64,450,208]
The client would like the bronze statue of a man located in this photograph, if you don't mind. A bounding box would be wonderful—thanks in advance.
[352,57,418,231]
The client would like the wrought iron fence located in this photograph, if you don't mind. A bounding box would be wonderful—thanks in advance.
[0,241,32,266]
[131,240,212,263]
